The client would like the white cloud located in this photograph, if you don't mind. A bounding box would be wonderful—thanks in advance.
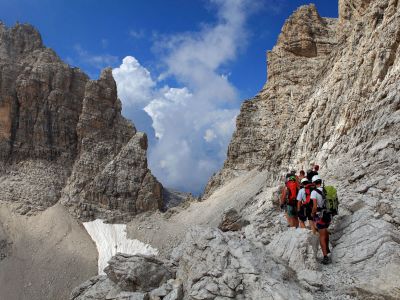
[113,56,156,107]
[144,87,192,139]
[113,0,257,193]
[204,129,217,142]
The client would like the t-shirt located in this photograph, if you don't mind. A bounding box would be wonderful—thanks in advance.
[297,188,306,202]
[307,170,318,181]
[311,187,325,208]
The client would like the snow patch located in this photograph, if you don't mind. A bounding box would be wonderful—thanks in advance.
[83,219,158,274]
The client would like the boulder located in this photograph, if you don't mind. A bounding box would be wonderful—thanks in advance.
[104,254,174,293]
[218,208,249,232]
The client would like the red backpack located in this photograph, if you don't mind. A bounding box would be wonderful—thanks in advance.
[302,183,315,205]
[286,181,298,205]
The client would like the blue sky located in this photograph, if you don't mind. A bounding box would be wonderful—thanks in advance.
[0,0,338,194]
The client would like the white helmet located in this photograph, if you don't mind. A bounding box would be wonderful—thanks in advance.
[312,175,321,183]
[301,178,308,184]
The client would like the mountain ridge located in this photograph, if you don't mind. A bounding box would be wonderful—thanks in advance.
[0,22,163,221]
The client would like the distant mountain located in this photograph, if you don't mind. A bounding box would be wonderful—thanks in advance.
[0,22,163,222]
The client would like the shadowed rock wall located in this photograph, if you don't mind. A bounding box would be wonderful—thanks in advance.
[0,23,163,221]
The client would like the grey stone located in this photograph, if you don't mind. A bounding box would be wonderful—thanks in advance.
[218,208,249,232]
[104,254,174,292]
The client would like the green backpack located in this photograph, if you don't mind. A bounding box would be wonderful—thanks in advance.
[323,186,339,215]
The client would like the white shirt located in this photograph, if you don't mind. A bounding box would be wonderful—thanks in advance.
[297,188,306,202]
[311,187,325,208]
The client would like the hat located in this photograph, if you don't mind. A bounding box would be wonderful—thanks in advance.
[312,175,321,183]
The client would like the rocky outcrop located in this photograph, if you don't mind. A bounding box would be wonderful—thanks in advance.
[0,22,163,220]
[70,254,180,300]
[204,4,338,197]
[71,227,312,300]
[204,0,399,204]
[170,227,312,300]
[218,208,249,232]
[104,254,174,292]
[200,0,400,298]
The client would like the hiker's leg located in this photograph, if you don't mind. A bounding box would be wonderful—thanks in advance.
[310,220,317,234]
[319,228,329,256]
[326,229,330,252]
[284,211,290,226]
[287,206,295,227]
[292,205,299,227]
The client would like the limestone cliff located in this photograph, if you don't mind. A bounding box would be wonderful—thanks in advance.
[0,23,163,220]
[205,1,400,199]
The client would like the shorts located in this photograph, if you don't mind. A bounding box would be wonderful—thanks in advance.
[298,204,313,222]
[287,204,298,217]
[314,211,331,230]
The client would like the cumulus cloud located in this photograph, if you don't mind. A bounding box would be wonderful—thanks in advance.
[113,56,156,107]
[113,0,258,193]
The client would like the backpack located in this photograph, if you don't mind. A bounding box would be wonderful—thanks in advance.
[302,183,315,205]
[286,181,298,206]
[315,186,339,215]
[307,170,318,181]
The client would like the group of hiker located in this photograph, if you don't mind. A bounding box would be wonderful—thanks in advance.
[280,165,338,265]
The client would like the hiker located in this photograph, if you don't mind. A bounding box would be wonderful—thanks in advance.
[280,174,290,225]
[280,174,299,227]
[299,170,306,181]
[297,178,316,233]
[306,168,317,181]
[311,175,331,265]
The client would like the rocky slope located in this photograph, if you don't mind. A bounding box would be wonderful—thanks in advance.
[0,202,97,300]
[74,1,400,299]
[0,22,163,221]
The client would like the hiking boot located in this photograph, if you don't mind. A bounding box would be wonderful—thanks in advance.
[321,256,330,265]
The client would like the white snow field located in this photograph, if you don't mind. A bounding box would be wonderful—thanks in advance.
[83,219,158,274]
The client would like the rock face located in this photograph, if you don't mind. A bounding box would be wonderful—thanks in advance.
[204,0,399,198]
[104,254,174,292]
[71,254,180,300]
[197,0,399,298]
[218,208,249,232]
[170,227,312,300]
[0,22,163,220]
[204,4,338,196]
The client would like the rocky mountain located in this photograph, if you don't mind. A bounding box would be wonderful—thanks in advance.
[74,0,400,299]
[0,22,163,221]
[206,0,400,196]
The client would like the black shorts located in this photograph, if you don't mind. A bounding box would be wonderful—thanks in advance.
[315,212,332,230]
[298,204,313,222]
